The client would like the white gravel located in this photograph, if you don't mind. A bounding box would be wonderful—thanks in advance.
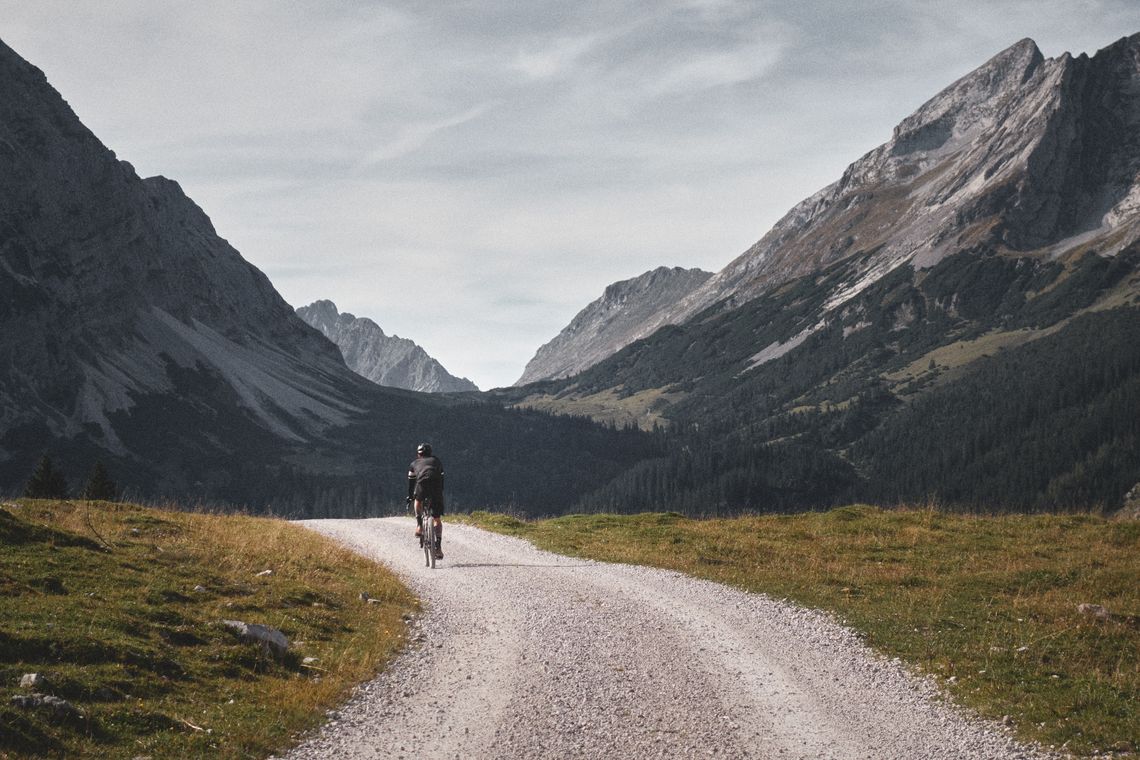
[280,517,1059,760]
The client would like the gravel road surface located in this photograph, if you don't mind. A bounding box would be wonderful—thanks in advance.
[281,517,1054,760]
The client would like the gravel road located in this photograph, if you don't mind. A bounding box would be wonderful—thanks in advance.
[281,517,1055,760]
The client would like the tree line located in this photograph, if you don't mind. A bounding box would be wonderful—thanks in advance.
[21,454,118,501]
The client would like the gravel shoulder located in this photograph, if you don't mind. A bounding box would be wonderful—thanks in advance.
[281,517,1056,760]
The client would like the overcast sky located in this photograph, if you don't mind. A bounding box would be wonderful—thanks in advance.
[3,2,1138,389]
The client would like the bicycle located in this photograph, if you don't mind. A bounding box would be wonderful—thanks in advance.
[412,496,439,569]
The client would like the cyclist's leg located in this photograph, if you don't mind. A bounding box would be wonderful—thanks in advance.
[431,491,444,534]
[414,498,424,535]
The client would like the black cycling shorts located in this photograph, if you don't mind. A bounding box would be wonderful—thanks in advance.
[415,483,445,516]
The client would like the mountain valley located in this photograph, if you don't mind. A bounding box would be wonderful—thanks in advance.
[0,37,650,514]
[2,32,1139,515]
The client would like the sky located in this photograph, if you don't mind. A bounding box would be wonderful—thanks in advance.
[3,2,1138,389]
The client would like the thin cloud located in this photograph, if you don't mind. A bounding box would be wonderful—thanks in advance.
[357,102,496,166]
[512,33,606,80]
[641,38,788,98]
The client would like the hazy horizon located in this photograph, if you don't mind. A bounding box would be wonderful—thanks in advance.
[3,1,1138,389]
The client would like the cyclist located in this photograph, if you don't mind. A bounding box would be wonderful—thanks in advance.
[407,442,445,560]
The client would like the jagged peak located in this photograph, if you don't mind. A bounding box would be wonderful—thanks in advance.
[299,299,340,318]
[296,301,473,392]
[891,37,1044,147]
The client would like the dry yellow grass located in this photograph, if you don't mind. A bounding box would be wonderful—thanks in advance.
[1,499,414,759]
[513,385,681,430]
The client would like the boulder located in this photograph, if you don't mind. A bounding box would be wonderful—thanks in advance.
[221,619,289,657]
[19,673,47,689]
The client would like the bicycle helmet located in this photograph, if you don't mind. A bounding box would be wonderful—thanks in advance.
[417,442,433,456]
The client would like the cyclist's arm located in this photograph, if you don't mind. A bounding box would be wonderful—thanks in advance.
[407,467,416,500]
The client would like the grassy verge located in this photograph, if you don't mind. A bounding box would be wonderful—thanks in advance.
[464,507,1139,756]
[0,499,414,759]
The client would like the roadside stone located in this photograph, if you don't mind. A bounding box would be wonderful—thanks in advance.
[19,673,47,689]
[193,585,207,593]
[221,620,289,658]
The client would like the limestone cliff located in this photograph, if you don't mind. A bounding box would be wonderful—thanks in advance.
[297,301,477,393]
[516,267,711,385]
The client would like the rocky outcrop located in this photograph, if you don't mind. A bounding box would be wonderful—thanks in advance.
[658,34,1140,326]
[297,300,477,393]
[516,267,711,384]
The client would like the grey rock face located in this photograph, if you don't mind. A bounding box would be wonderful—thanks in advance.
[659,33,1140,326]
[297,300,477,393]
[517,267,711,385]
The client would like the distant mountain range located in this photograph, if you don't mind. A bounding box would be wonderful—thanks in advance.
[297,300,477,393]
[500,33,1140,512]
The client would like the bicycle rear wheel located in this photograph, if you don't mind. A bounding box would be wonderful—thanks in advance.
[422,499,435,568]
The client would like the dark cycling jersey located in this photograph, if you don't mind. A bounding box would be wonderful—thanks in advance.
[408,455,445,512]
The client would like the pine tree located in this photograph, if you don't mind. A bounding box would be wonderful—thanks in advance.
[23,454,68,499]
[81,461,118,501]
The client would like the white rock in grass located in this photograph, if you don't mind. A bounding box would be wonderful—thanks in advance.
[255,569,274,577]
[19,673,47,689]
[1077,603,1111,621]
[221,620,289,657]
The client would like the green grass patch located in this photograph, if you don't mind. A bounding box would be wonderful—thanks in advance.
[0,500,415,759]
[463,507,1139,756]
